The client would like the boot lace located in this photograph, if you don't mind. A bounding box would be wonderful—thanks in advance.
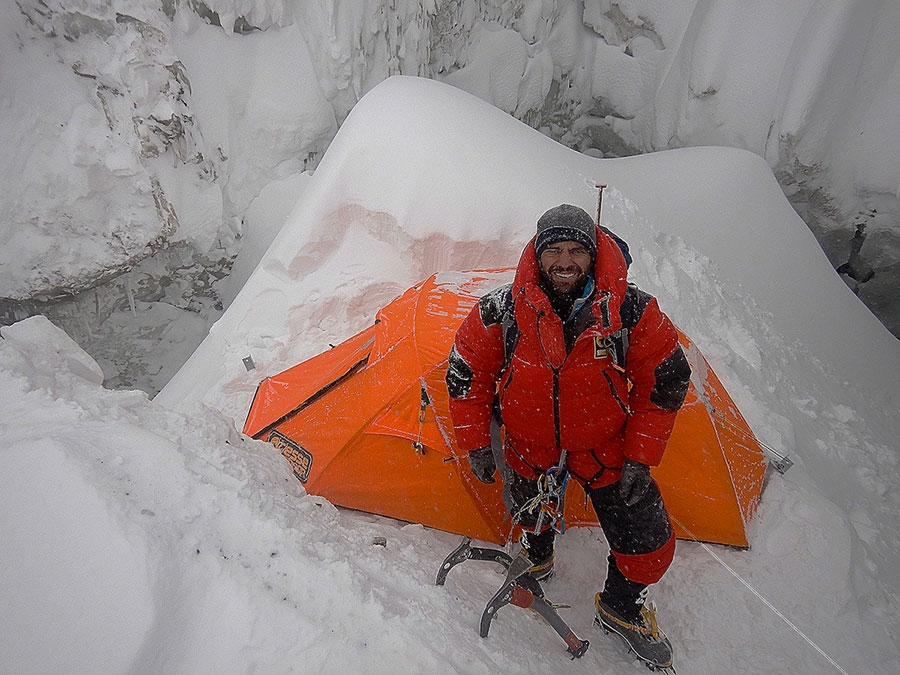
[596,595,663,642]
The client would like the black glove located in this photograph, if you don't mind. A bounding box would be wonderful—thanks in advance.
[618,458,652,507]
[468,446,496,483]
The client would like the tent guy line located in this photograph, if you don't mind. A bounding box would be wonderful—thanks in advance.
[672,513,849,675]
[702,400,793,474]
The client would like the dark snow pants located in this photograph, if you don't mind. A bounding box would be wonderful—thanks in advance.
[506,468,675,609]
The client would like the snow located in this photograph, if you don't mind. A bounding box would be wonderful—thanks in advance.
[3,75,900,674]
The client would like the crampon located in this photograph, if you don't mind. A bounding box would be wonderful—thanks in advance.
[595,593,675,673]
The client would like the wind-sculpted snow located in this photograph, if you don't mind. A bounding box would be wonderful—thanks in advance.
[2,0,899,397]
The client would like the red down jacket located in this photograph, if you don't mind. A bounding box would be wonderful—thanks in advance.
[447,228,690,488]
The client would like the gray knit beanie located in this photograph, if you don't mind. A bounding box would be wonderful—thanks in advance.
[534,204,597,258]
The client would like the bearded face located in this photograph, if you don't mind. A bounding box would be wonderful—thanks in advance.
[538,240,593,296]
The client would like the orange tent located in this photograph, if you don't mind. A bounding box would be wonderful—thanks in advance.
[244,269,768,548]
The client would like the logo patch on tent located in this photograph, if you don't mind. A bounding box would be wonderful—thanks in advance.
[594,336,608,359]
[268,430,313,483]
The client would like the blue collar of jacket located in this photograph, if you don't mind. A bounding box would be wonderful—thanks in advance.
[566,276,595,322]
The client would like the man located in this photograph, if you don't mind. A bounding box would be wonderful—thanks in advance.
[445,204,691,670]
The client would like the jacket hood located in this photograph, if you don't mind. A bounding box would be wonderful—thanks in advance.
[513,224,629,331]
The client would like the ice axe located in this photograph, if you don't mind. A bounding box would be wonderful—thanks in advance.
[436,538,590,659]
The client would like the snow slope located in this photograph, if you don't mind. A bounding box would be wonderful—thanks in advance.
[4,77,900,674]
